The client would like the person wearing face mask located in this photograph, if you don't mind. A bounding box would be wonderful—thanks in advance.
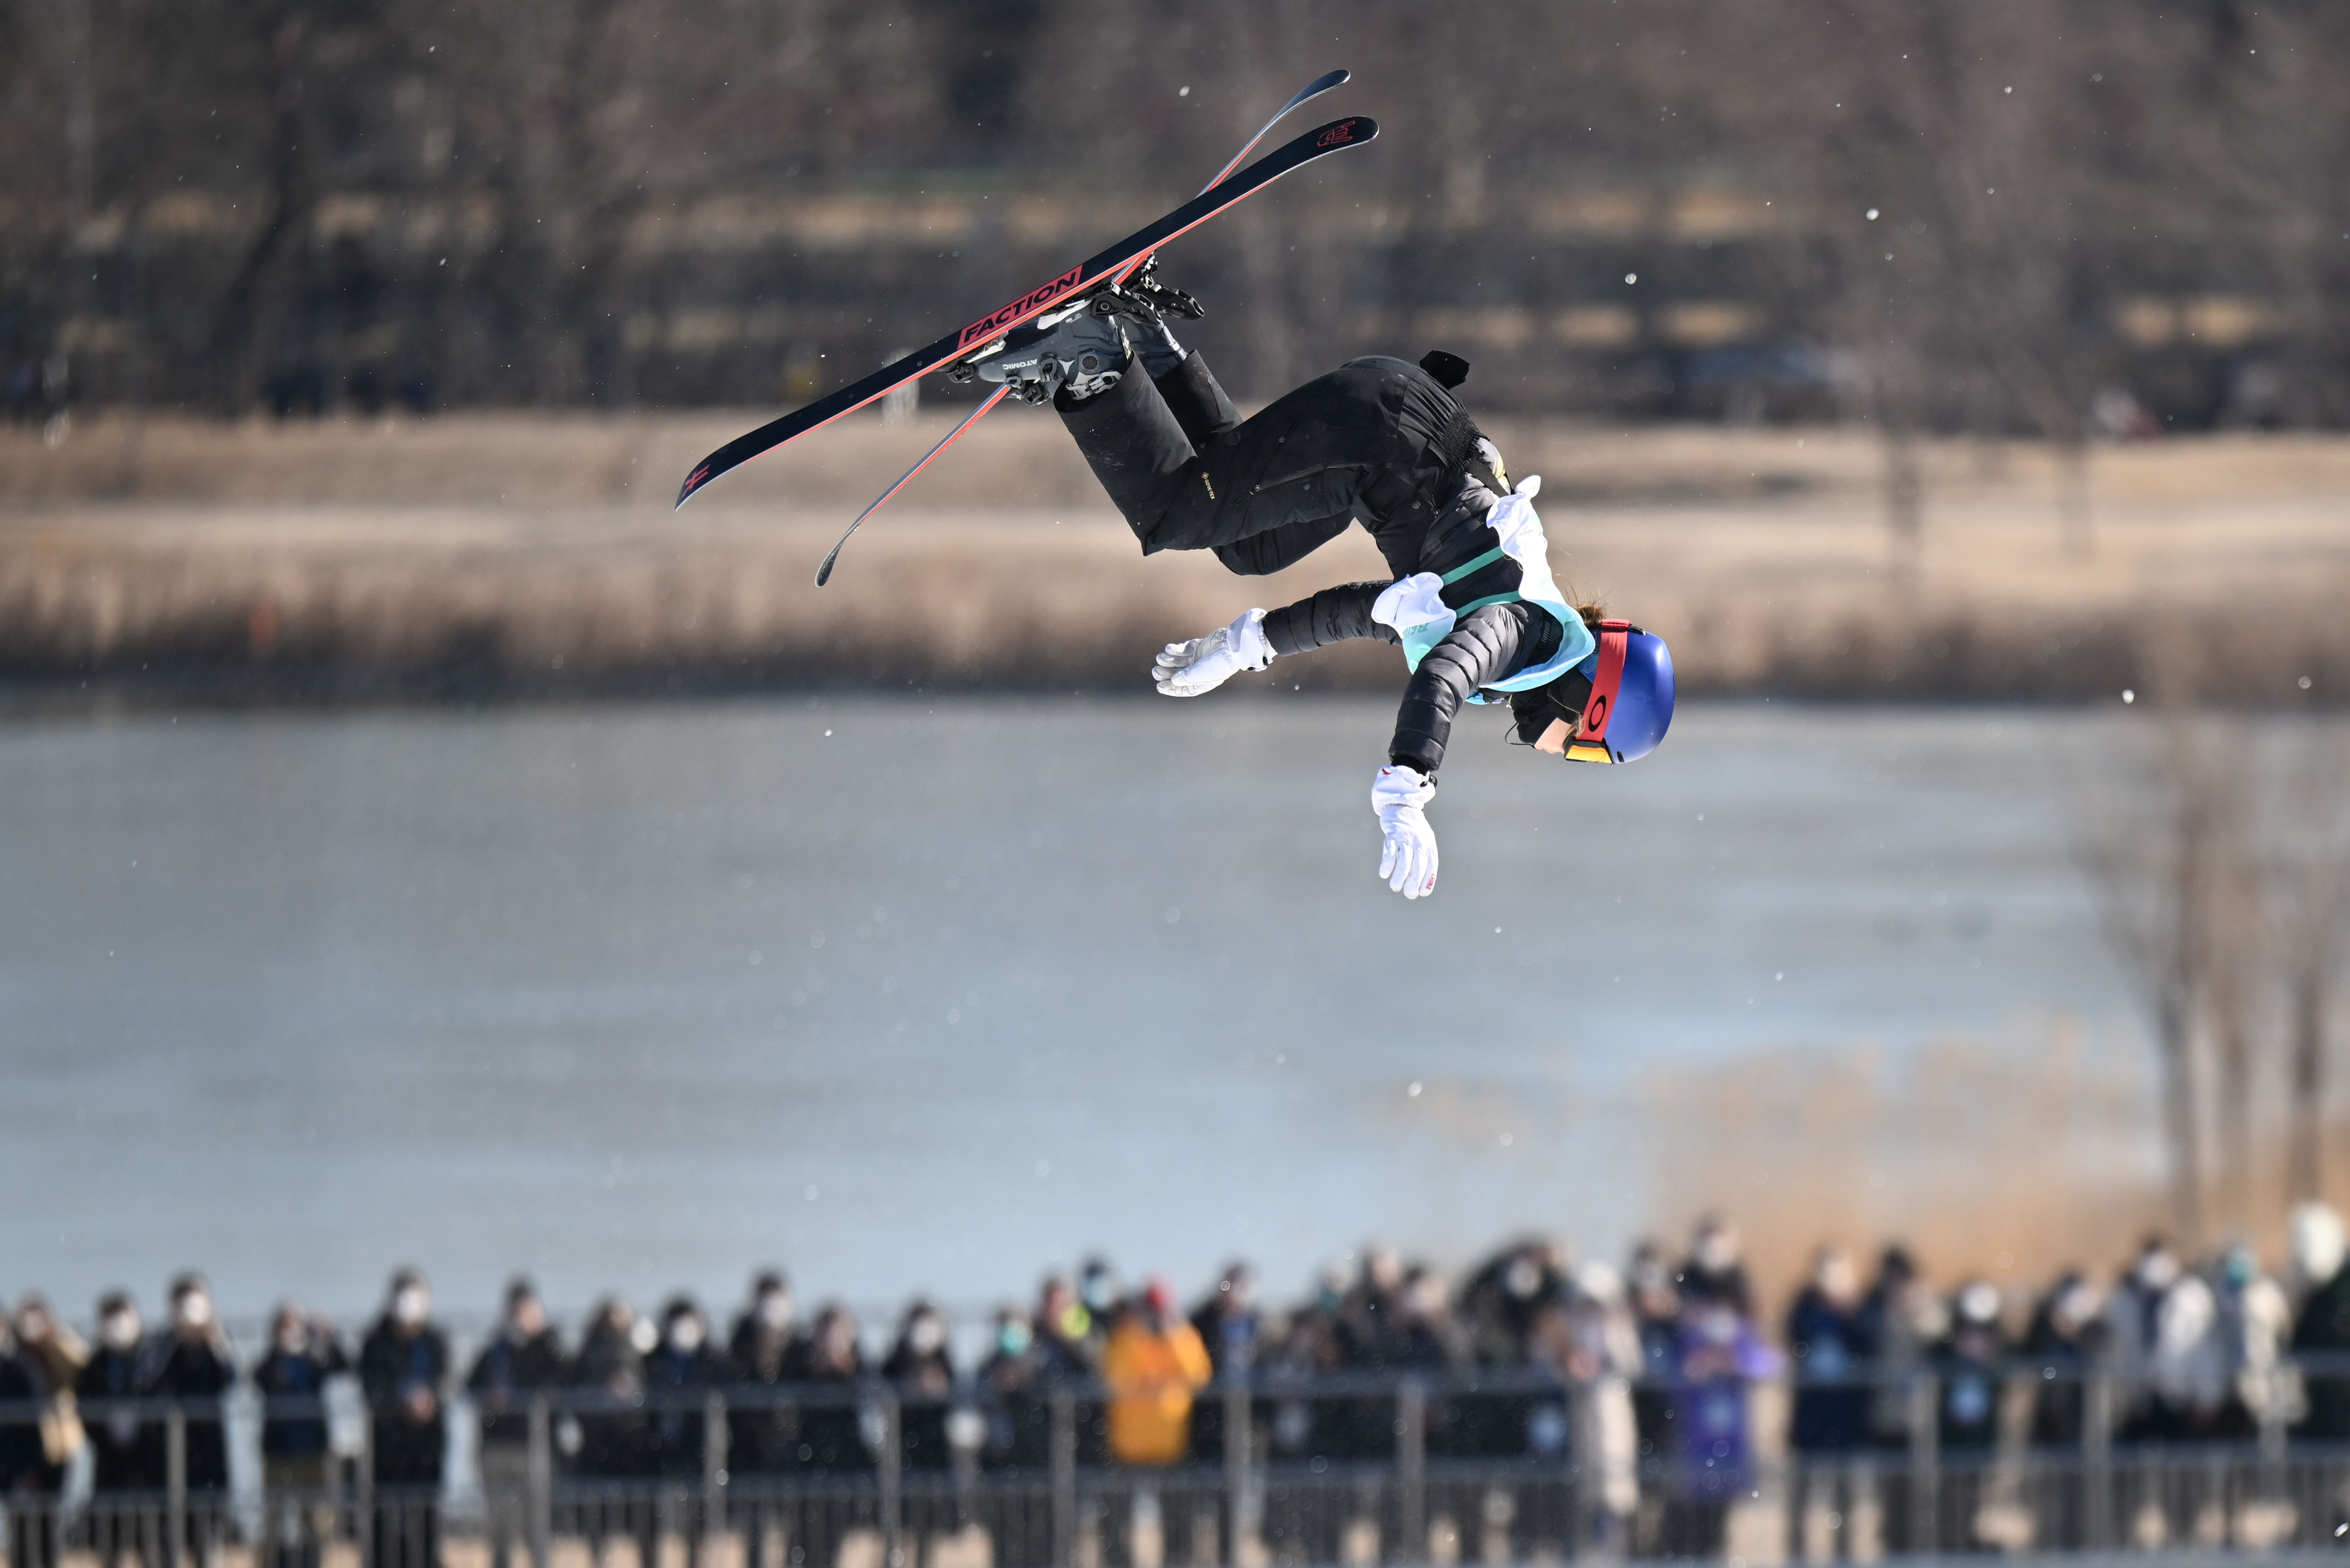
[150,1274,236,1552]
[784,1305,872,1568]
[881,1300,957,1472]
[467,1281,565,1568]
[5,1294,85,1568]
[1678,1219,1753,1319]
[568,1297,651,1490]
[790,1305,870,1473]
[2020,1272,2104,1448]
[976,1308,1047,1473]
[2292,1203,2350,1440]
[1664,1293,1783,1560]
[722,1272,802,1568]
[638,1299,722,1568]
[1933,1281,2008,1454]
[253,1304,348,1568]
[76,1290,159,1568]
[1034,1271,1109,1466]
[645,1297,721,1478]
[2104,1236,2184,1440]
[359,1269,449,1568]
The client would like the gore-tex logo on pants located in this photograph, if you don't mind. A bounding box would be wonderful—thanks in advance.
[958,267,1083,350]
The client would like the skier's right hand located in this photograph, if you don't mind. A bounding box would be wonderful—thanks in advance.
[1152,608,1273,697]
[1371,764,1439,900]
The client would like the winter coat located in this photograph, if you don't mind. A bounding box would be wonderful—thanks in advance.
[2022,1303,2097,1448]
[1785,1289,1873,1454]
[253,1340,347,1460]
[567,1323,649,1479]
[1932,1327,2007,1453]
[467,1328,566,1449]
[149,1334,236,1490]
[358,1319,449,1486]
[788,1353,873,1474]
[1101,1318,1212,1467]
[976,1350,1052,1473]
[0,1353,50,1492]
[1669,1305,1783,1498]
[642,1344,722,1478]
[1184,1303,1260,1463]
[879,1344,956,1472]
[2293,1262,2350,1438]
[723,1320,809,1476]
[77,1345,161,1493]
[1262,586,1559,777]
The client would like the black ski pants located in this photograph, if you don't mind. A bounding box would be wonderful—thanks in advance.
[1058,353,1471,580]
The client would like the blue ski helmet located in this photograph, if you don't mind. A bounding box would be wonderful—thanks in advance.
[1513,620,1676,764]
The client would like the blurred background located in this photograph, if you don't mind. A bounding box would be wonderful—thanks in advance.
[5,5,2350,1560]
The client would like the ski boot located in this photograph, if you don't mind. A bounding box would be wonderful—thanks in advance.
[962,298,1133,405]
[955,259,1206,402]
[1088,256,1205,381]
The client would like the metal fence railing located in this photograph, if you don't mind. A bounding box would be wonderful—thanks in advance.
[8,1365,2350,1567]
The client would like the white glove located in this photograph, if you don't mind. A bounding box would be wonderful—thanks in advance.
[1152,608,1273,696]
[1371,764,1439,899]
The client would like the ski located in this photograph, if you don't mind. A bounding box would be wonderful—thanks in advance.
[673,112,1377,510]
[815,384,1009,586]
[809,68,1353,587]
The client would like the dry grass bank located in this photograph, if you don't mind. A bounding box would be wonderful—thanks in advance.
[4,409,2348,699]
[1635,1023,2350,1313]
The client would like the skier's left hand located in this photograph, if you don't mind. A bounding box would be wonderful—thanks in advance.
[1152,608,1273,696]
[1371,764,1439,899]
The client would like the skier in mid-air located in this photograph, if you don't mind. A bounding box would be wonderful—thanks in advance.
[964,276,1676,901]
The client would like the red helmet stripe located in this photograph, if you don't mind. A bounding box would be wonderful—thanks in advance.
[1577,620,1631,746]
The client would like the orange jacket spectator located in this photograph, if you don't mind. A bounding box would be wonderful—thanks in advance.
[1102,1280,1213,1465]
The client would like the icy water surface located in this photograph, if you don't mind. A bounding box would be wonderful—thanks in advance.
[1,696,2137,1321]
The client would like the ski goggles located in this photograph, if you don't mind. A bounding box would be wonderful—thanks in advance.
[1533,620,1630,764]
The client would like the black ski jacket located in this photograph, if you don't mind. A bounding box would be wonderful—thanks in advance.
[1262,588,1559,777]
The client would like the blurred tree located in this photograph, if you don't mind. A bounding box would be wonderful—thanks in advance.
[1,0,2343,421]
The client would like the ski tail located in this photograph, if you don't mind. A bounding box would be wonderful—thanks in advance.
[673,111,1378,510]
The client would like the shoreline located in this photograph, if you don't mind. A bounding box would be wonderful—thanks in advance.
[5,414,2347,705]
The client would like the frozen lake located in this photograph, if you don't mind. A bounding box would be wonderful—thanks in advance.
[0,695,2147,1329]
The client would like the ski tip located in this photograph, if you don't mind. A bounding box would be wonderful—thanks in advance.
[1304,114,1377,152]
[675,458,716,510]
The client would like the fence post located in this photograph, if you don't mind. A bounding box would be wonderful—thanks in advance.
[879,1394,904,1568]
[1050,1389,1077,1568]
[1222,1375,1251,1566]
[1905,1373,1937,1555]
[166,1401,188,1568]
[528,1397,553,1568]
[1396,1379,1426,1567]
[2082,1364,2112,1551]
[706,1390,731,1539]
[357,1407,375,1568]
[1565,1378,1593,1560]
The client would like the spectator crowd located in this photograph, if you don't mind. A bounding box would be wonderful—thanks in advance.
[9,1204,2350,1568]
